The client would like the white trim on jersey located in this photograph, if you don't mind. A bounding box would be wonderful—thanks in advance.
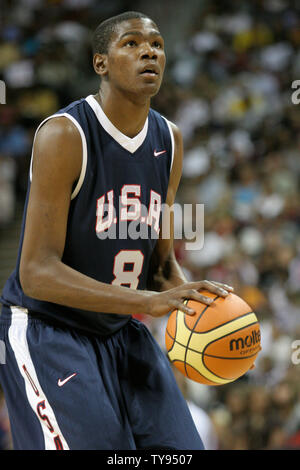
[85,95,149,154]
[162,117,175,173]
[29,112,87,200]
[8,307,69,450]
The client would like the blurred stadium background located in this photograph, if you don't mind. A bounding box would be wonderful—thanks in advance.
[0,0,300,450]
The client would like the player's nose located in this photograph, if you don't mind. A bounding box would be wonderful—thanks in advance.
[140,42,157,60]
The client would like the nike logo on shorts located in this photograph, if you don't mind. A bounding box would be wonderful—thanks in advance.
[57,373,77,387]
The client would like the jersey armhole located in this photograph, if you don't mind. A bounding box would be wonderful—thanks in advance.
[29,112,88,200]
[162,117,175,174]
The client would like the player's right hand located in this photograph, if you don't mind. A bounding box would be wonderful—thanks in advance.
[145,280,234,318]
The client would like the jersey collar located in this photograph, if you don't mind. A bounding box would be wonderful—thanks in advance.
[85,95,148,154]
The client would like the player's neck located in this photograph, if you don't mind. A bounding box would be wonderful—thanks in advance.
[95,87,150,138]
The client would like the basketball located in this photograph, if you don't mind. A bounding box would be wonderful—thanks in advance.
[165,290,261,386]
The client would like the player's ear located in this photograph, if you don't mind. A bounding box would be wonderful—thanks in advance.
[93,53,108,78]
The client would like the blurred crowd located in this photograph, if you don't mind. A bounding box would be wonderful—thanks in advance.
[0,0,300,450]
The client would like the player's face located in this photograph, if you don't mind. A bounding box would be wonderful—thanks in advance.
[102,18,166,101]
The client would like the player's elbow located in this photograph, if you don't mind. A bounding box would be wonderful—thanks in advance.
[19,257,49,300]
[19,259,38,298]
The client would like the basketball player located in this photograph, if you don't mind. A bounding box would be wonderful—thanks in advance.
[0,12,233,450]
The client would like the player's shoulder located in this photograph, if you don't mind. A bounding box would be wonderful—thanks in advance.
[34,116,81,150]
[31,113,82,185]
[33,113,82,174]
[35,97,86,142]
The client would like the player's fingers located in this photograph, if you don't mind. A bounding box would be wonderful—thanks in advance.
[183,289,214,306]
[168,299,195,315]
[180,280,231,298]
[179,281,218,292]
[209,281,234,292]
[197,280,230,298]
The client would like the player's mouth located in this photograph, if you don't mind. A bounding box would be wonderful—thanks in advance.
[139,64,159,78]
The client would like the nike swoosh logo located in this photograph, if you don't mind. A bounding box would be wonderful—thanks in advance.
[57,373,77,387]
[154,149,167,157]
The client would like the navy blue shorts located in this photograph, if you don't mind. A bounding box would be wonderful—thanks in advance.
[0,305,204,450]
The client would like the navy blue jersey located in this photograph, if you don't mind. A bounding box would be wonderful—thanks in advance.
[0,95,174,336]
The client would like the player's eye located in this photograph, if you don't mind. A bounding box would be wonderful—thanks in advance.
[125,40,137,47]
[152,41,163,49]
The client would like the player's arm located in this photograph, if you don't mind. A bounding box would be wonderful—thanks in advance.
[20,117,158,317]
[147,122,233,297]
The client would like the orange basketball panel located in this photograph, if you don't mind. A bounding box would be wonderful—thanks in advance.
[202,353,258,381]
[186,293,253,333]
[165,328,175,352]
[172,360,187,377]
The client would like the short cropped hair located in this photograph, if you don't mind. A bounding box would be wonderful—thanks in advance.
[92,11,152,55]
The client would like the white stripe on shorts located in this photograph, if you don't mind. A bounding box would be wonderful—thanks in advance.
[8,306,69,450]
